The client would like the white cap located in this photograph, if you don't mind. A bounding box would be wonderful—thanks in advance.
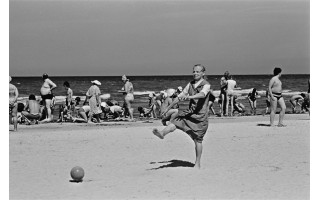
[177,86,183,91]
[91,80,101,85]
[101,102,107,107]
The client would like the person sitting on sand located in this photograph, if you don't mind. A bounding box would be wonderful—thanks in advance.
[300,93,310,114]
[21,94,42,123]
[247,88,259,115]
[289,94,304,113]
[138,106,153,118]
[268,67,286,127]
[9,76,19,131]
[101,102,124,120]
[152,64,211,169]
[40,73,57,122]
[84,80,102,123]
[160,88,179,126]
[72,104,92,123]
[233,95,245,115]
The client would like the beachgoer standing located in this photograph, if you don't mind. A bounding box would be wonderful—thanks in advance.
[9,76,19,131]
[63,81,73,109]
[40,73,57,122]
[152,64,211,169]
[121,75,135,121]
[247,88,259,115]
[268,67,286,127]
[219,76,227,116]
[225,75,238,116]
[84,80,102,123]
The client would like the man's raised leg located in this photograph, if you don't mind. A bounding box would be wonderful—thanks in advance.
[153,123,176,139]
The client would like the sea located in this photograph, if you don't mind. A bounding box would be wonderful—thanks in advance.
[11,74,310,117]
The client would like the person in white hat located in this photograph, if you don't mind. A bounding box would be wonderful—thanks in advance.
[83,80,102,123]
[9,76,19,131]
[121,75,135,121]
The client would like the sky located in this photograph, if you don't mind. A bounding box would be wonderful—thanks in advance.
[9,0,309,76]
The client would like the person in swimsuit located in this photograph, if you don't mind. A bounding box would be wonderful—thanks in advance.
[152,64,211,169]
[268,67,286,127]
[208,89,216,116]
[247,88,259,115]
[40,73,57,122]
[220,76,228,116]
[9,76,19,131]
[22,94,41,123]
[289,94,304,113]
[225,75,238,116]
[263,90,271,116]
[121,75,135,121]
[63,81,73,109]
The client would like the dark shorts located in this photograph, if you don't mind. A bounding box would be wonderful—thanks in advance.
[41,94,53,100]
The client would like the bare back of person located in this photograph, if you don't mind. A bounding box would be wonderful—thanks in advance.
[27,100,41,115]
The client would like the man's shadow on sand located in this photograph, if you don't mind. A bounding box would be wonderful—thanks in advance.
[148,159,194,170]
[257,123,271,127]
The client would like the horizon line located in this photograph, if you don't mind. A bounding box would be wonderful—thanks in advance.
[10,73,310,77]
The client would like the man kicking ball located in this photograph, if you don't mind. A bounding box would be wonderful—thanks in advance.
[152,64,211,169]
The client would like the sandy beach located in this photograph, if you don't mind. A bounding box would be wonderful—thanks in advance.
[9,114,309,199]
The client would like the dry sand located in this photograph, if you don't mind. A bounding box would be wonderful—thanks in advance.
[9,114,309,199]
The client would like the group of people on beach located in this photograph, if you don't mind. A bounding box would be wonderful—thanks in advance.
[9,73,136,130]
[9,65,310,169]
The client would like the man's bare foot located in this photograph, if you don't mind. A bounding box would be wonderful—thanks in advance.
[152,128,164,139]
[194,162,200,169]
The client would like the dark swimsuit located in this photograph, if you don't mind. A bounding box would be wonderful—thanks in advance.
[272,92,283,100]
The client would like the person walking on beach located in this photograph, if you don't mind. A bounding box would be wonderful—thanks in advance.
[9,76,19,131]
[268,67,286,127]
[84,80,102,123]
[247,88,259,115]
[121,75,135,121]
[40,73,57,122]
[152,64,211,169]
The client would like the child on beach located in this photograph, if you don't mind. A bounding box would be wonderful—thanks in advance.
[63,81,73,109]
[247,88,259,115]
[152,64,211,169]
